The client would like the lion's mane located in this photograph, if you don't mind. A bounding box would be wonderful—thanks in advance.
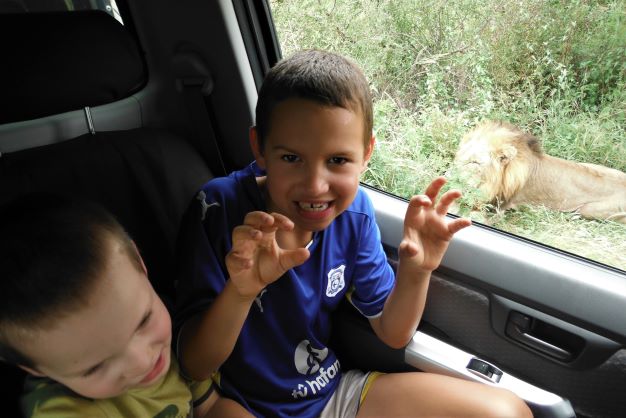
[454,121,626,223]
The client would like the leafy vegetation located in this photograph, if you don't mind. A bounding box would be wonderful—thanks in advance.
[270,0,626,270]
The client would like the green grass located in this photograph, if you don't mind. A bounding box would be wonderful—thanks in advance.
[270,0,626,271]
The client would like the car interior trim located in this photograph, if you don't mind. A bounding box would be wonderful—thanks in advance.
[405,331,576,418]
[364,185,626,343]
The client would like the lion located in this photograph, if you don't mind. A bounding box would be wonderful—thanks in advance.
[452,120,626,224]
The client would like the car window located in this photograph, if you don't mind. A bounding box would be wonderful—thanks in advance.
[269,0,626,272]
[0,0,122,23]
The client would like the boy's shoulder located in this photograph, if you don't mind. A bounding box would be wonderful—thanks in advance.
[200,162,262,204]
[344,185,376,218]
[325,186,378,239]
[21,377,103,418]
[21,356,200,418]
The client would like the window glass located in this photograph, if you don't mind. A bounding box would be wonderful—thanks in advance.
[270,0,626,271]
[1,0,122,23]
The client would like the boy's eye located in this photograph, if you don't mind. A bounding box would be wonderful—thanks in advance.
[138,311,152,330]
[83,363,103,378]
[329,157,348,165]
[281,154,300,163]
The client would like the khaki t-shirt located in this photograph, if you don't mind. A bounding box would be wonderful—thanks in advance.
[21,354,212,418]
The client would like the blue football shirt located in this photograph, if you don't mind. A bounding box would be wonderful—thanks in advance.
[175,162,395,418]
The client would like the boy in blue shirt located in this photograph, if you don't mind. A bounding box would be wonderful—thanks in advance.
[175,49,532,417]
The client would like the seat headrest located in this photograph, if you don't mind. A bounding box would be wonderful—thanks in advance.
[0,11,146,124]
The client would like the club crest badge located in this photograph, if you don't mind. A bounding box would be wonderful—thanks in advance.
[326,265,345,297]
[294,340,329,375]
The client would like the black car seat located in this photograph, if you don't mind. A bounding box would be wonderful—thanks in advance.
[0,10,213,416]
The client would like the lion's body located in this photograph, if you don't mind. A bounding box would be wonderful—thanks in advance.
[454,121,626,223]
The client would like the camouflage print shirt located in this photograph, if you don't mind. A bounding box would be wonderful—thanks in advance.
[21,354,212,418]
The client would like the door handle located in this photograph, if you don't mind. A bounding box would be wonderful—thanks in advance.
[492,295,620,368]
[506,311,578,361]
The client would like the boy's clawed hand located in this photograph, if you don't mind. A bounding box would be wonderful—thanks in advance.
[399,177,471,273]
[226,211,310,299]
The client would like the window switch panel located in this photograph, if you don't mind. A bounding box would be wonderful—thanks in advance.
[467,358,503,383]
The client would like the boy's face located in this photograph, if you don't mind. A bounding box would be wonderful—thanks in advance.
[16,237,172,399]
[251,98,374,235]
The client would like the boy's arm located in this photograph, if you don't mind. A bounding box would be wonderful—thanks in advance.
[369,177,471,348]
[179,211,309,381]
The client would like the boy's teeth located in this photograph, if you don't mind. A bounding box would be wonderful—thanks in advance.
[299,202,328,211]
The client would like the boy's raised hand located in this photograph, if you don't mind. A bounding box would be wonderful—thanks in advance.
[399,177,471,273]
[226,211,310,299]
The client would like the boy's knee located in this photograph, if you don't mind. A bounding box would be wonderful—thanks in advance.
[485,388,533,418]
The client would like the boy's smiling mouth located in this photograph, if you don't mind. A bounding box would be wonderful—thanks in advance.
[296,201,333,221]
[139,349,167,385]
[298,201,329,211]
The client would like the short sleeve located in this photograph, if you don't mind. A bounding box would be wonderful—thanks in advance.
[188,376,214,407]
[345,194,395,318]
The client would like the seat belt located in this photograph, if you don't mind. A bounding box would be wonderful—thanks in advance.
[174,50,227,177]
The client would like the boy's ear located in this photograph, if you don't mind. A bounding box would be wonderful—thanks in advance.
[249,126,266,169]
[362,135,376,170]
[18,364,46,377]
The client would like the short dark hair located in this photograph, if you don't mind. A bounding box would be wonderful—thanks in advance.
[0,194,141,367]
[255,49,373,149]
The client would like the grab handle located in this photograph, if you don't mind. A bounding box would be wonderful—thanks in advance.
[492,295,620,368]
[506,312,577,361]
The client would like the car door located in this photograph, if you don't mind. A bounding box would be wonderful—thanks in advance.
[241,2,626,418]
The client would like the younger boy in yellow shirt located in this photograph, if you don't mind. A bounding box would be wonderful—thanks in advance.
[0,194,250,418]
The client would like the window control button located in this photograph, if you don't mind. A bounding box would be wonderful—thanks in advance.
[467,358,503,383]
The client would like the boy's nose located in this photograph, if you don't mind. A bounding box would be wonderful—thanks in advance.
[301,165,329,195]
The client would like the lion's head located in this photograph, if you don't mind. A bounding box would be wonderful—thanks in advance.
[453,121,543,206]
